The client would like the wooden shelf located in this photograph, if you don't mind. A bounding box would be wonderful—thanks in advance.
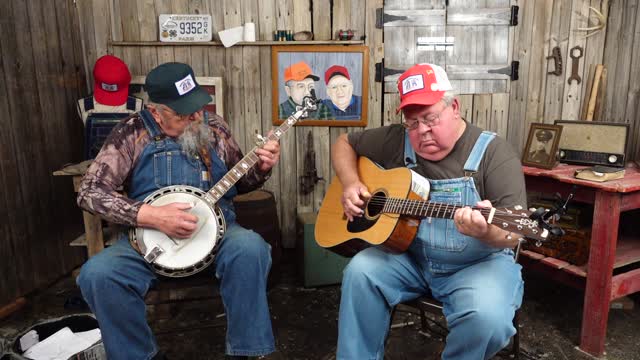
[109,40,364,47]
[521,235,640,278]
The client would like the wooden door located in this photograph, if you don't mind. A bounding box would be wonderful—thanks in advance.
[381,0,516,137]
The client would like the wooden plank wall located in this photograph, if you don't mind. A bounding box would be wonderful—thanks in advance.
[0,0,87,306]
[75,0,383,247]
[509,0,640,161]
[75,0,640,248]
[1,0,639,305]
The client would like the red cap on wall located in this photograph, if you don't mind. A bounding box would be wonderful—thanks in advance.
[93,55,132,106]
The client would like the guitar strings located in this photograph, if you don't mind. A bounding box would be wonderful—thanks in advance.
[365,195,528,218]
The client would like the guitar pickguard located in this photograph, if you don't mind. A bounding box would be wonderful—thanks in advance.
[347,215,378,233]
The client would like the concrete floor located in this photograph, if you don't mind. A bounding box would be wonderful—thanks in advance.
[1,250,640,360]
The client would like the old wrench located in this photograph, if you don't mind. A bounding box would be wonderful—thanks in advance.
[568,46,583,84]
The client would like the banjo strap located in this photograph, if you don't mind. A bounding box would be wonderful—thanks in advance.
[197,145,213,175]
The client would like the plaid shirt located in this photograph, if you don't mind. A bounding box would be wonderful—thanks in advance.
[278,97,333,120]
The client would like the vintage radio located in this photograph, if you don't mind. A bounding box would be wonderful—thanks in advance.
[554,120,629,167]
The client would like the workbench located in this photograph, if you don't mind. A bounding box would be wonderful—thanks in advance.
[521,163,640,357]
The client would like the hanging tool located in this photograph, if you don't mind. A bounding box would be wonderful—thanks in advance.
[546,46,563,76]
[568,46,583,85]
[299,131,324,195]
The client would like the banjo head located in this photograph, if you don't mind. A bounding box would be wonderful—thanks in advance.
[133,185,225,277]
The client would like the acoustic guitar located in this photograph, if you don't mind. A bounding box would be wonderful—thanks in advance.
[315,157,550,257]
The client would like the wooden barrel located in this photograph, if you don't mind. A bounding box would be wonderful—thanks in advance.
[233,190,282,276]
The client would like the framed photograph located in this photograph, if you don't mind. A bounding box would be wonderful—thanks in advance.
[522,123,563,169]
[130,75,224,116]
[271,45,369,126]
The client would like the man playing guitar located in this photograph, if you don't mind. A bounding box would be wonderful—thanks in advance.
[331,63,527,360]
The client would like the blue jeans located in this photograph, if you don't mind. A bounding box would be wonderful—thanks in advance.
[77,222,275,359]
[337,247,523,360]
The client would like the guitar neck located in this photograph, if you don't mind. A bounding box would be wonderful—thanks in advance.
[206,110,303,203]
[381,197,495,223]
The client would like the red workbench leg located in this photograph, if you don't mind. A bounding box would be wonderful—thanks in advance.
[579,191,621,357]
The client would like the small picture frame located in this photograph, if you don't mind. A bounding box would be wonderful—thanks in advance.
[522,123,563,169]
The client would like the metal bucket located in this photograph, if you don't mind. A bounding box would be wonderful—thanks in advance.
[5,314,105,360]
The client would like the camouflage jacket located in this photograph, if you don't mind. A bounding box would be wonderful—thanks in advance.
[77,111,270,226]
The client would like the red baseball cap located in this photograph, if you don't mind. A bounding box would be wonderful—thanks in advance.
[325,65,350,84]
[93,55,132,106]
[284,61,320,82]
[396,63,452,113]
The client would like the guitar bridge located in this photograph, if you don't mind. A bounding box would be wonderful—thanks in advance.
[144,246,165,264]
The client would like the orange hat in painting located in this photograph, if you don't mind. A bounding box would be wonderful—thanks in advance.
[284,61,320,82]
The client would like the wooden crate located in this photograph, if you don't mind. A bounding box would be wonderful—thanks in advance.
[523,228,591,266]
[528,197,593,230]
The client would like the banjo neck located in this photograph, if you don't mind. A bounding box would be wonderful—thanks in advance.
[205,107,308,203]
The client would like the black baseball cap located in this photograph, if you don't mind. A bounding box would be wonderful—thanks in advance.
[145,62,212,115]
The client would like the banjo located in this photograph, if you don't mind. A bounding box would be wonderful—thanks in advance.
[130,93,319,277]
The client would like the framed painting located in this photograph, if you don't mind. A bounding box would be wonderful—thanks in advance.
[271,45,369,126]
[130,75,224,116]
[522,123,563,169]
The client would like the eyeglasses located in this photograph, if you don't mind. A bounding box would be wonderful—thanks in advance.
[402,105,448,130]
[159,105,203,120]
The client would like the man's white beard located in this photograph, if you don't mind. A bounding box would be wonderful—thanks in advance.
[177,121,212,155]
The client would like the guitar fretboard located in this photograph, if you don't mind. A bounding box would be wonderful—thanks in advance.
[206,109,305,203]
[380,197,493,222]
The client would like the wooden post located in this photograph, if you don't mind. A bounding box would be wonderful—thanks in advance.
[594,67,608,121]
[580,191,621,356]
[585,64,604,121]
[0,297,26,320]
[580,64,596,120]
[82,210,104,257]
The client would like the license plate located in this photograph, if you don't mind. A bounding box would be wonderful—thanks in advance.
[159,14,212,42]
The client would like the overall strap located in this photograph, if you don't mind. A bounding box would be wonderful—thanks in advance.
[403,130,418,168]
[126,96,138,111]
[139,109,166,142]
[83,96,94,111]
[463,130,496,177]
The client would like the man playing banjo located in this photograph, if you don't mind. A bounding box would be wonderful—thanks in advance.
[77,62,280,360]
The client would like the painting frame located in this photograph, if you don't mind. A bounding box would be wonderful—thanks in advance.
[271,45,369,127]
[522,123,563,169]
[130,75,224,116]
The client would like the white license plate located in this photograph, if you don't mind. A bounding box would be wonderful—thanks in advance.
[159,14,212,42]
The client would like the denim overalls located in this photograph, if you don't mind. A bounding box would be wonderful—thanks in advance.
[337,131,524,360]
[77,110,275,359]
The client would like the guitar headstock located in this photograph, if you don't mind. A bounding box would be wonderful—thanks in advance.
[491,206,562,245]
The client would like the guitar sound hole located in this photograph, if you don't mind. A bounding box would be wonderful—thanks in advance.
[366,191,386,217]
[346,191,386,234]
